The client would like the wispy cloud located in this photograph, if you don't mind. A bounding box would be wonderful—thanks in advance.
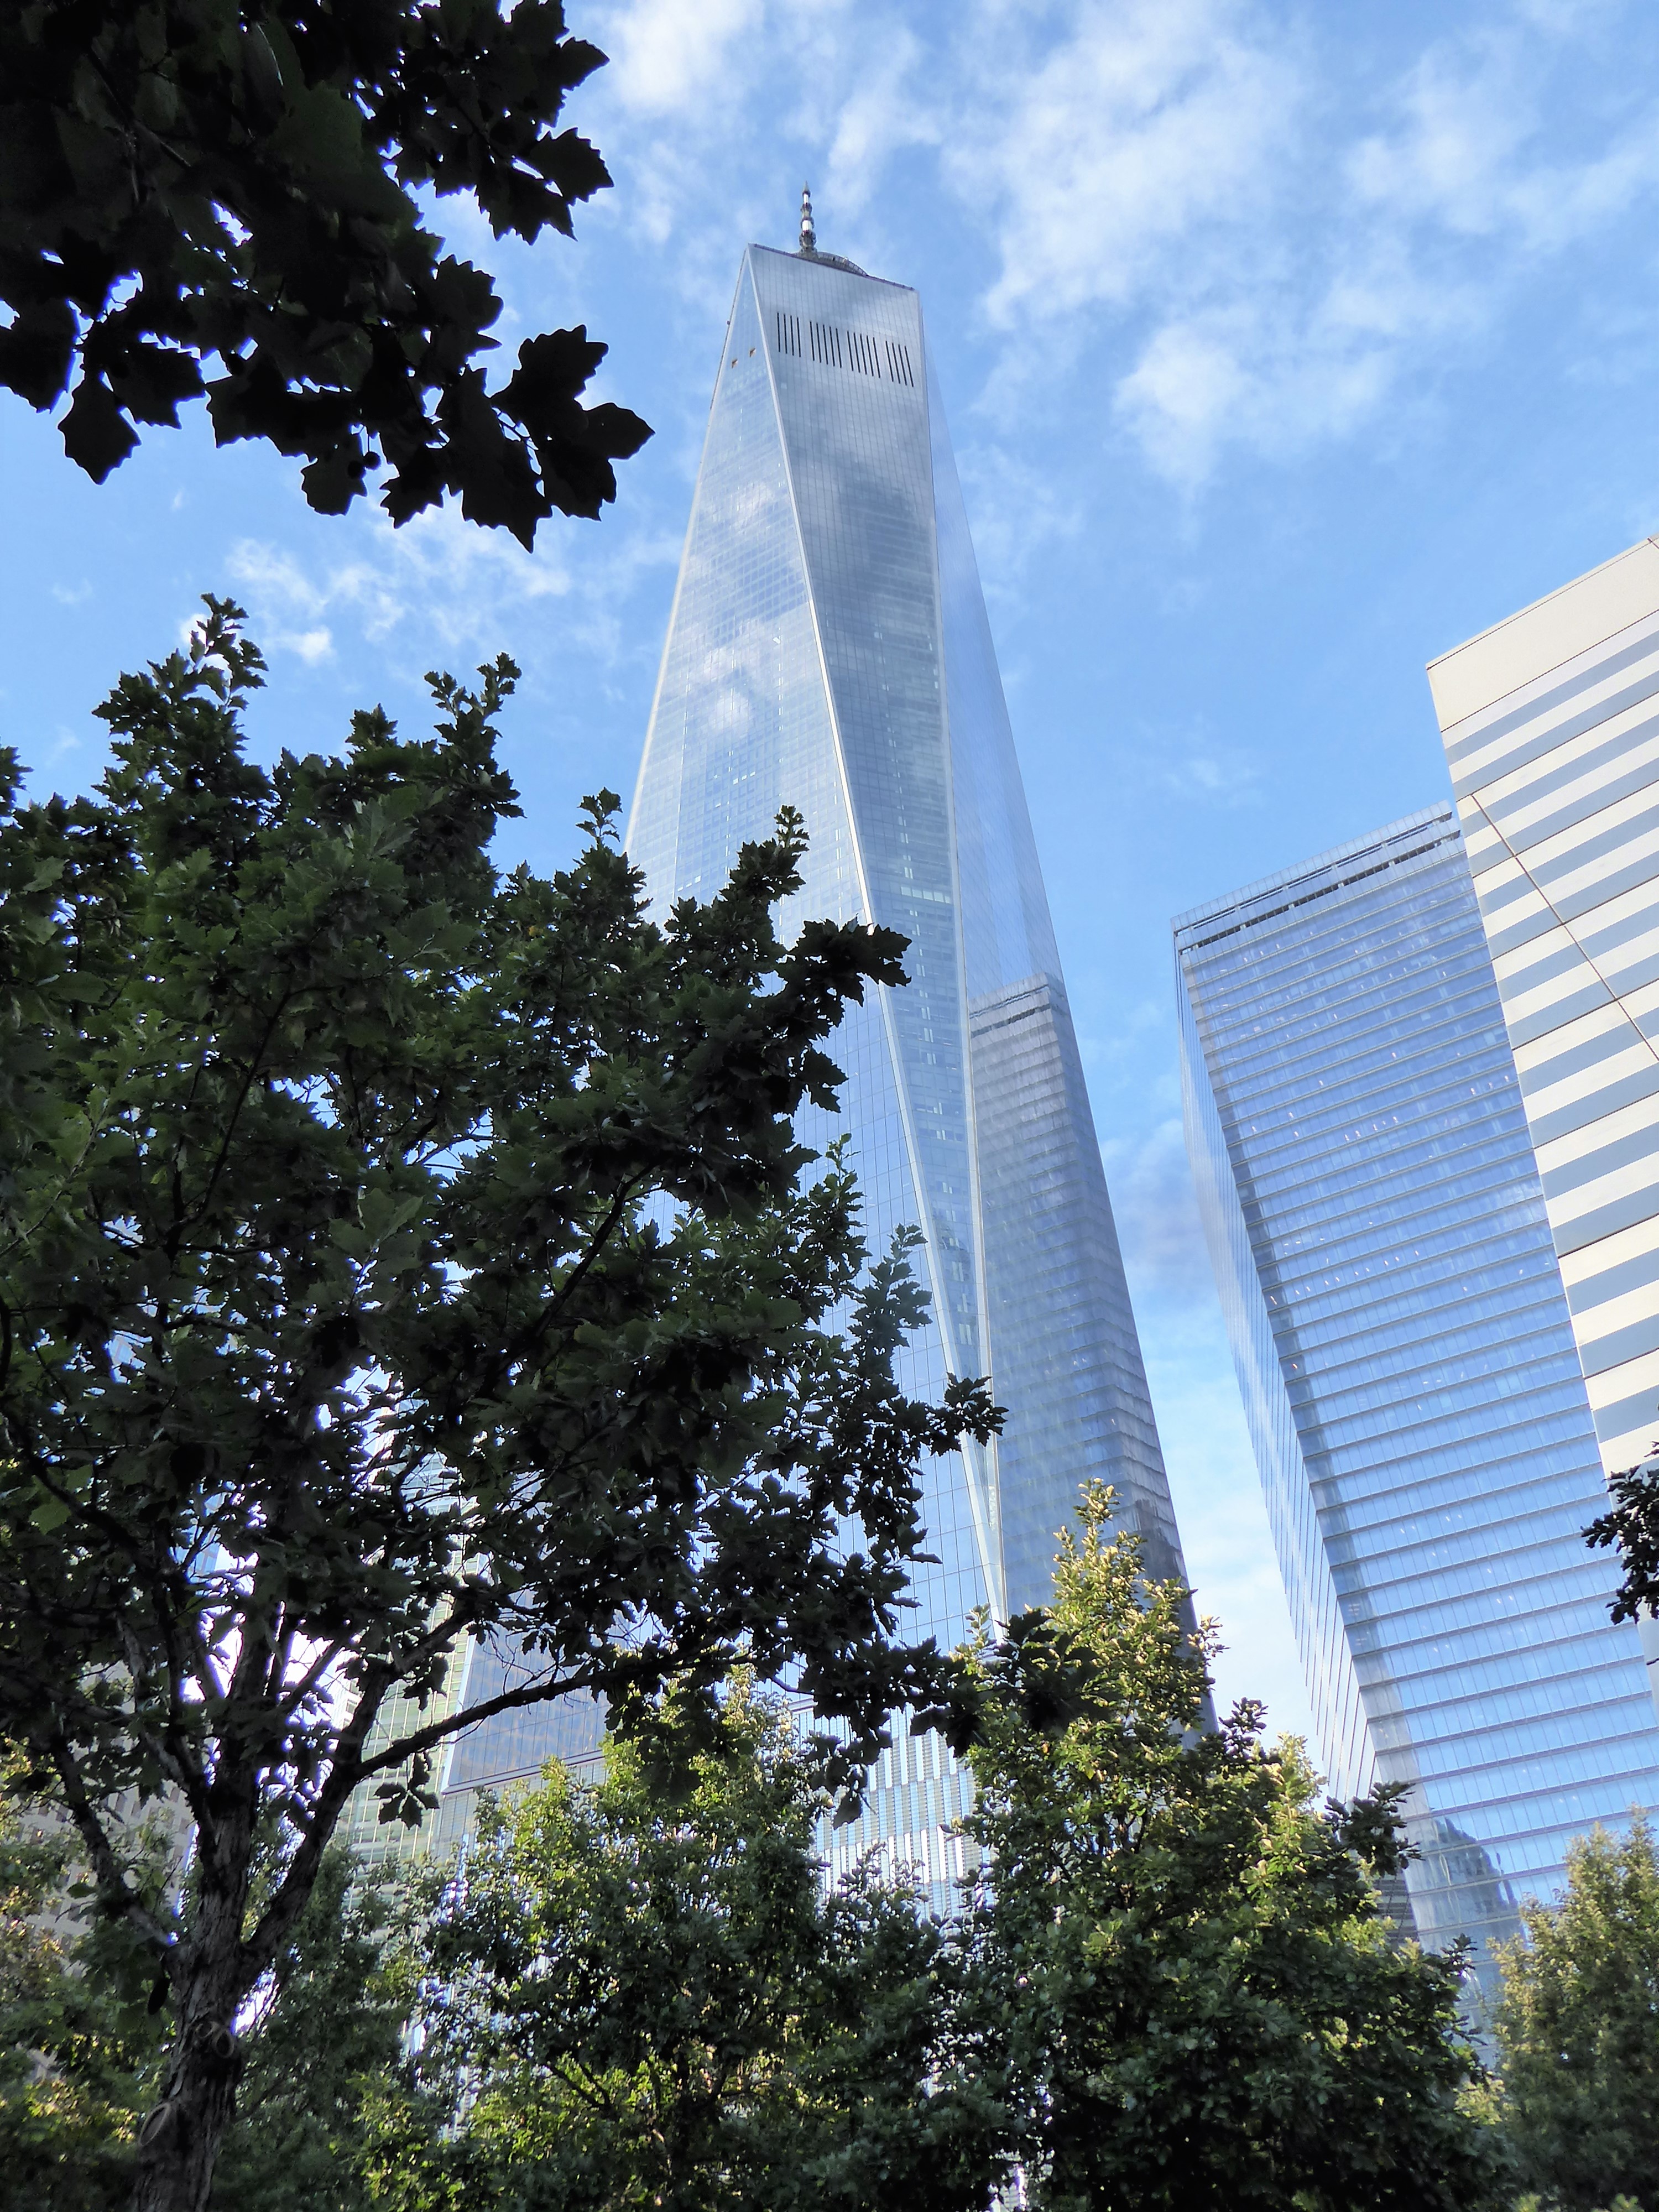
[940,0,1659,485]
[575,0,1659,526]
[222,499,680,689]
[222,545,336,664]
[1100,1112,1219,1302]
[1157,745,1264,805]
[959,0,1303,327]
[602,0,766,116]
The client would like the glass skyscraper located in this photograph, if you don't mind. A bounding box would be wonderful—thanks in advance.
[343,205,1190,1881]
[616,203,1191,1885]
[1177,806,1659,1976]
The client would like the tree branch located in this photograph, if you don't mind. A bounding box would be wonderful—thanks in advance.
[357,1660,604,1783]
[39,1728,179,1963]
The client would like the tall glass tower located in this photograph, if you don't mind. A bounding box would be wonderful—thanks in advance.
[1177,806,1659,1976]
[623,200,1191,1885]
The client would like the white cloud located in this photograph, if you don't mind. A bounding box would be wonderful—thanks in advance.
[1112,257,1457,486]
[823,29,942,213]
[1348,29,1659,253]
[960,0,1302,326]
[220,493,683,705]
[941,0,1659,486]
[283,625,334,666]
[1345,40,1536,236]
[1157,743,1263,804]
[950,441,1086,599]
[495,0,1659,501]
[1101,1113,1217,1302]
[598,0,766,117]
[226,507,573,665]
[221,544,335,664]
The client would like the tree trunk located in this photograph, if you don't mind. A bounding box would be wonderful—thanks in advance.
[129,1863,251,2211]
[130,2021,241,2211]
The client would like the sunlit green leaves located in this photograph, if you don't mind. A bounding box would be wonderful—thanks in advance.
[393,1684,998,2212]
[947,1489,1507,2212]
[1493,1815,1659,2210]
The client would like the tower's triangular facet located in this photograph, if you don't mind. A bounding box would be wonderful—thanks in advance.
[627,233,1198,1887]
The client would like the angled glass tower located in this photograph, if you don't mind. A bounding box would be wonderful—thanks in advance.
[1177,807,1659,1979]
[624,200,1191,1884]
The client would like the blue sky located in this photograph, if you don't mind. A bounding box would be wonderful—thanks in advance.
[8,0,1659,1743]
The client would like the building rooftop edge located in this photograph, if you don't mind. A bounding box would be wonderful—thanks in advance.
[1171,801,1457,938]
[1426,535,1659,674]
[747,240,913,293]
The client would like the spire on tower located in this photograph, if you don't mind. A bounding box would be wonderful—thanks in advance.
[798,183,816,255]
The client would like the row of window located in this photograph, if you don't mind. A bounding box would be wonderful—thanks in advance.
[1340,1551,1614,1657]
[774,309,918,387]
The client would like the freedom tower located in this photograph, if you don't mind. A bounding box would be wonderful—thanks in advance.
[627,195,1192,1881]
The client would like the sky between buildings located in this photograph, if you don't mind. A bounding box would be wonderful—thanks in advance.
[7,0,1659,1746]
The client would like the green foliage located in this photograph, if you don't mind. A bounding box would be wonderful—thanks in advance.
[0,1759,173,2209]
[946,1484,1505,2212]
[207,1848,440,2211]
[0,1777,417,2212]
[1493,1815,1659,2211]
[0,0,650,541]
[0,599,995,2204]
[395,1683,999,2212]
[1587,1457,1659,1629]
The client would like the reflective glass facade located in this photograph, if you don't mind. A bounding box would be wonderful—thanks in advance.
[619,237,1189,1885]
[341,236,1191,1879]
[1177,807,1659,1975]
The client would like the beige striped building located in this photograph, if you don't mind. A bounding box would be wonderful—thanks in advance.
[1429,541,1659,1505]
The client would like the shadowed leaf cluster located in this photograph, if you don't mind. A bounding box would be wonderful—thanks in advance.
[1,0,650,541]
[0,601,995,2205]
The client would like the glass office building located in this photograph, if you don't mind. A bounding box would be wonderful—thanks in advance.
[1177,806,1659,1974]
[344,206,1191,1881]
[617,207,1192,1886]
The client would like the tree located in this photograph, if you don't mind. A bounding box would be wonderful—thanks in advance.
[935,1485,1505,2212]
[0,602,996,2210]
[0,1755,174,2208]
[397,1681,1000,2212]
[206,1848,438,2211]
[0,0,649,544]
[1587,1456,1659,1630]
[1,1772,418,2212]
[1492,1815,1659,2211]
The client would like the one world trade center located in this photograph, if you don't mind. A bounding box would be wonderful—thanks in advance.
[626,196,1194,1883]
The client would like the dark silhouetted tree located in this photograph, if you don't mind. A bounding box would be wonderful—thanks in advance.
[0,601,994,2208]
[0,1,649,542]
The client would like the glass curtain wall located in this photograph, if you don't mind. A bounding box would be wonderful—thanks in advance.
[618,233,1192,1891]
[1177,807,1659,1976]
[342,233,1196,1881]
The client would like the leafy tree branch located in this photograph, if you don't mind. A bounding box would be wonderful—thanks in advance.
[1,0,651,542]
[0,601,995,2207]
